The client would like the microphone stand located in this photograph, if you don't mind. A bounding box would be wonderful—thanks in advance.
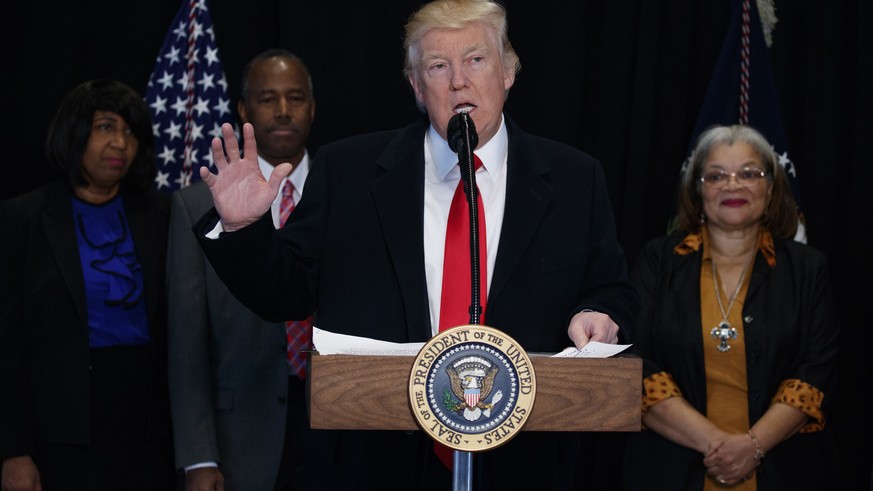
[456,113,483,326]
[446,111,480,491]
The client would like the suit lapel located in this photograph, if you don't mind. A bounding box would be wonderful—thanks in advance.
[672,250,706,383]
[124,193,163,336]
[487,120,553,307]
[367,118,557,339]
[42,181,89,329]
[371,119,432,341]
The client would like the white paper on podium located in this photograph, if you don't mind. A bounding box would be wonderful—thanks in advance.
[312,327,425,356]
[312,327,630,358]
[551,342,632,358]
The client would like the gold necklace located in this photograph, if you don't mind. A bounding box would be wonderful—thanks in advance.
[710,255,754,352]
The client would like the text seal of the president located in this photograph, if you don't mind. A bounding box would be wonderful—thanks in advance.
[408,325,536,452]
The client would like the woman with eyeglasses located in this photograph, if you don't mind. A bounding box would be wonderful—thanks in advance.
[0,80,175,490]
[622,124,841,490]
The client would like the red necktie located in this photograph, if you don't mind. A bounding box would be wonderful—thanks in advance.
[439,154,487,331]
[435,154,487,469]
[279,181,295,228]
[279,181,313,380]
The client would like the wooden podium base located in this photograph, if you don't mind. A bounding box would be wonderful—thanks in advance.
[308,353,641,432]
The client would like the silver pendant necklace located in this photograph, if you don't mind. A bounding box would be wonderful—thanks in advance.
[710,255,753,353]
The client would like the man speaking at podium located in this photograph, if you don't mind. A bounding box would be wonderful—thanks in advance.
[194,0,639,489]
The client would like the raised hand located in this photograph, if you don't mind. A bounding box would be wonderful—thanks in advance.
[200,123,293,232]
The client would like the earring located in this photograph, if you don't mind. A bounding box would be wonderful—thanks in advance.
[700,212,706,224]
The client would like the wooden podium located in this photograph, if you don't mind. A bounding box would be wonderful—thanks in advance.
[308,352,641,432]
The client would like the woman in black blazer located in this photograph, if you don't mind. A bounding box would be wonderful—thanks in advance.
[623,125,841,490]
[0,79,175,490]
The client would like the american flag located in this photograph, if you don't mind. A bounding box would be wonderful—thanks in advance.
[145,0,235,192]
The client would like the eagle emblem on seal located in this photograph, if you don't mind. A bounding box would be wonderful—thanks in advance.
[443,356,504,422]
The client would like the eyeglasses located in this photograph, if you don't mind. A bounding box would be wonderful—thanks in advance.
[700,168,768,188]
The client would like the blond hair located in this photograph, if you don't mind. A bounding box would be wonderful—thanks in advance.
[403,0,521,85]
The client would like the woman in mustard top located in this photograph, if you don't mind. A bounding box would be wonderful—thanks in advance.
[622,125,840,490]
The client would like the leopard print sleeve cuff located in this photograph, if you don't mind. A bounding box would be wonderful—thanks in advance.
[642,371,683,415]
[771,378,826,432]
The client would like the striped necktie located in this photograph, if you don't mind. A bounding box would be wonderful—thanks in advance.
[279,180,312,379]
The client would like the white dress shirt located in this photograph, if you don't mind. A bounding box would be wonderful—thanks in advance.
[423,115,508,335]
[261,152,310,228]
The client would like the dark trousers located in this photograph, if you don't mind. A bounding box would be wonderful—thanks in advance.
[274,375,308,491]
[34,346,175,490]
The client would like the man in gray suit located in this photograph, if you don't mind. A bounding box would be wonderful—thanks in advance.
[167,49,315,491]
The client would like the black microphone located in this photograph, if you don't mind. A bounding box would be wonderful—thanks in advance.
[447,112,479,198]
[445,111,483,325]
[447,112,478,155]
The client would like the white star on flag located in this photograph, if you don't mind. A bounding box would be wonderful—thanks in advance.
[145,0,236,193]
[671,0,806,242]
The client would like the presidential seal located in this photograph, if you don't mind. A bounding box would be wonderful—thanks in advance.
[408,325,536,453]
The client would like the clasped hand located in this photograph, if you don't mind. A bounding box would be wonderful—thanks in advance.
[200,123,293,232]
[703,433,758,486]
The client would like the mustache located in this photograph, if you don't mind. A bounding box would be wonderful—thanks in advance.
[266,124,300,134]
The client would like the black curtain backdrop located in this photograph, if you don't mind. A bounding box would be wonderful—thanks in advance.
[8,1,871,488]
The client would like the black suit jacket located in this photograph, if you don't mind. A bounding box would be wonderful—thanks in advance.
[196,115,639,489]
[622,232,841,490]
[0,179,171,459]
